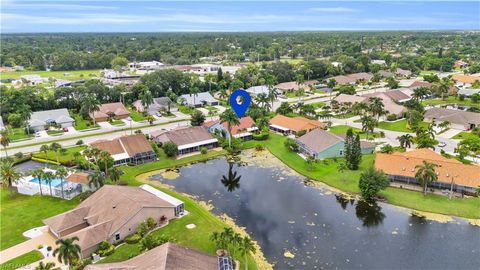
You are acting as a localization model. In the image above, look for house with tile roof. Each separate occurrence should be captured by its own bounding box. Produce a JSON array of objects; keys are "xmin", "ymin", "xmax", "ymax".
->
[
  {"xmin": 375, "ymin": 149, "xmax": 480, "ymax": 194},
  {"xmin": 424, "ymin": 107, "xmax": 480, "ymax": 130},
  {"xmin": 85, "ymin": 242, "xmax": 225, "ymax": 270},
  {"xmin": 269, "ymin": 115, "xmax": 325, "ymax": 136},
  {"xmin": 275, "ymin": 80, "xmax": 319, "ymax": 93},
  {"xmin": 90, "ymin": 102, "xmax": 130, "ymax": 122},
  {"xmin": 203, "ymin": 116, "xmax": 258, "ymax": 140},
  {"xmin": 296, "ymin": 129, "xmax": 375, "ymax": 159},
  {"xmin": 28, "ymin": 109, "xmax": 75, "ymax": 132},
  {"xmin": 452, "ymin": 74, "xmax": 480, "ymax": 88},
  {"xmin": 90, "ymin": 134, "xmax": 157, "ymax": 166},
  {"xmin": 334, "ymin": 93, "xmax": 407, "ymax": 118},
  {"xmin": 43, "ymin": 184, "xmax": 185, "ymax": 258},
  {"xmin": 151, "ymin": 126, "xmax": 218, "ymax": 155}
]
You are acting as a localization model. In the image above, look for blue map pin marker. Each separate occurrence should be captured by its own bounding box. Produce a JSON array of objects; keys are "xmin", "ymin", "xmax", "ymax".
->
[{"xmin": 229, "ymin": 89, "xmax": 251, "ymax": 118}]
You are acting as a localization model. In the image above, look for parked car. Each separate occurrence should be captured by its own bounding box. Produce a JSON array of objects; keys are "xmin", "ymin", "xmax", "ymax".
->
[
  {"xmin": 63, "ymin": 127, "xmax": 69, "ymax": 132},
  {"xmin": 438, "ymin": 142, "xmax": 446, "ymax": 148},
  {"xmin": 35, "ymin": 132, "xmax": 41, "ymax": 137}
]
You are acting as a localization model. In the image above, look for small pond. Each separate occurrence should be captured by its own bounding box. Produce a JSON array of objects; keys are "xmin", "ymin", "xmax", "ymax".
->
[{"xmin": 150, "ymin": 152, "xmax": 480, "ymax": 269}]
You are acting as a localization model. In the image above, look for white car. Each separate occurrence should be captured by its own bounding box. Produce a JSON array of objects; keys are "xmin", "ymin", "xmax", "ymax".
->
[
  {"xmin": 438, "ymin": 142, "xmax": 446, "ymax": 148},
  {"xmin": 35, "ymin": 132, "xmax": 41, "ymax": 137}
]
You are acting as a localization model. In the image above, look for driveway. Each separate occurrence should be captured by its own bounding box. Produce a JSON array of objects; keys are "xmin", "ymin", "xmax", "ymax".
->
[
  {"xmin": 436, "ymin": 128, "xmax": 462, "ymax": 139},
  {"xmin": 0, "ymin": 227, "xmax": 56, "ymax": 264}
]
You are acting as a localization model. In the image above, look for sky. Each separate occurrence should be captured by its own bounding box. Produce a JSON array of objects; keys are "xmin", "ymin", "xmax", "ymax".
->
[{"xmin": 1, "ymin": 1, "xmax": 479, "ymax": 33}]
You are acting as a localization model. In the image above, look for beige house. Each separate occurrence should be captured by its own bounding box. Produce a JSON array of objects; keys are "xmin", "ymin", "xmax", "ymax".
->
[
  {"xmin": 43, "ymin": 184, "xmax": 184, "ymax": 258},
  {"xmin": 90, "ymin": 102, "xmax": 130, "ymax": 122}
]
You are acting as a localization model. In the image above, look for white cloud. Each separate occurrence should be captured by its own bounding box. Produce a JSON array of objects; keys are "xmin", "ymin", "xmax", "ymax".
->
[{"xmin": 309, "ymin": 7, "xmax": 358, "ymax": 13}]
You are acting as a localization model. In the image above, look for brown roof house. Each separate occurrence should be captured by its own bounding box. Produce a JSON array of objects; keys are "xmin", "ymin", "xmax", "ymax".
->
[
  {"xmin": 151, "ymin": 126, "xmax": 218, "ymax": 155},
  {"xmin": 296, "ymin": 129, "xmax": 375, "ymax": 159},
  {"xmin": 90, "ymin": 134, "xmax": 157, "ymax": 166},
  {"xmin": 203, "ymin": 116, "xmax": 258, "ymax": 140},
  {"xmin": 452, "ymin": 74, "xmax": 480, "ymax": 87},
  {"xmin": 85, "ymin": 242, "xmax": 227, "ymax": 270},
  {"xmin": 424, "ymin": 107, "xmax": 480, "ymax": 131},
  {"xmin": 269, "ymin": 115, "xmax": 325, "ymax": 136},
  {"xmin": 335, "ymin": 93, "xmax": 407, "ymax": 118},
  {"xmin": 275, "ymin": 80, "xmax": 319, "ymax": 93},
  {"xmin": 331, "ymin": 73, "xmax": 373, "ymax": 85},
  {"xmin": 43, "ymin": 184, "xmax": 185, "ymax": 258},
  {"xmin": 90, "ymin": 102, "xmax": 130, "ymax": 122},
  {"xmin": 375, "ymin": 149, "xmax": 480, "ymax": 194}
]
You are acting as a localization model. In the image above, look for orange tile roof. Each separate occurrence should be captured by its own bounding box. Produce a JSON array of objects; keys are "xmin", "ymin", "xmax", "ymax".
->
[
  {"xmin": 375, "ymin": 149, "xmax": 480, "ymax": 188},
  {"xmin": 452, "ymin": 74, "xmax": 480, "ymax": 84},
  {"xmin": 221, "ymin": 116, "xmax": 256, "ymax": 135},
  {"xmin": 270, "ymin": 115, "xmax": 325, "ymax": 132}
]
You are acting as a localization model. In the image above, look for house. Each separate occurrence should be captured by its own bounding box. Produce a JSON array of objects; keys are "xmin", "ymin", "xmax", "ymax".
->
[
  {"xmin": 275, "ymin": 80, "xmax": 318, "ymax": 93},
  {"xmin": 363, "ymin": 88, "xmax": 413, "ymax": 103},
  {"xmin": 28, "ymin": 109, "xmax": 75, "ymax": 132},
  {"xmin": 203, "ymin": 116, "xmax": 258, "ymax": 140},
  {"xmin": 296, "ymin": 129, "xmax": 375, "ymax": 159},
  {"xmin": 395, "ymin": 68, "xmax": 412, "ymax": 78},
  {"xmin": 90, "ymin": 134, "xmax": 157, "ymax": 166},
  {"xmin": 334, "ymin": 93, "xmax": 407, "ymax": 118},
  {"xmin": 245, "ymin": 85, "xmax": 270, "ymax": 96},
  {"xmin": 90, "ymin": 102, "xmax": 130, "ymax": 122},
  {"xmin": 371, "ymin": 60, "xmax": 387, "ymax": 66},
  {"xmin": 452, "ymin": 74, "xmax": 480, "ymax": 88},
  {"xmin": 178, "ymin": 92, "xmax": 219, "ymax": 108},
  {"xmin": 457, "ymin": 88, "xmax": 480, "ymax": 97},
  {"xmin": 334, "ymin": 94, "xmax": 367, "ymax": 104},
  {"xmin": 378, "ymin": 70, "xmax": 394, "ymax": 78},
  {"xmin": 409, "ymin": 81, "xmax": 433, "ymax": 89},
  {"xmin": 424, "ymin": 107, "xmax": 480, "ymax": 130},
  {"xmin": 151, "ymin": 126, "xmax": 218, "ymax": 155},
  {"xmin": 269, "ymin": 115, "xmax": 325, "ymax": 136},
  {"xmin": 55, "ymin": 79, "xmax": 73, "ymax": 88},
  {"xmin": 330, "ymin": 73, "xmax": 373, "ymax": 85},
  {"xmin": 454, "ymin": 60, "xmax": 468, "ymax": 69},
  {"xmin": 85, "ymin": 242, "xmax": 226, "ymax": 270},
  {"xmin": 330, "ymin": 75, "xmax": 356, "ymax": 85},
  {"xmin": 20, "ymin": 75, "xmax": 48, "ymax": 86},
  {"xmin": 128, "ymin": 61, "xmax": 165, "ymax": 71},
  {"xmin": 132, "ymin": 97, "xmax": 178, "ymax": 115},
  {"xmin": 43, "ymin": 184, "xmax": 185, "ymax": 258},
  {"xmin": 375, "ymin": 149, "xmax": 480, "ymax": 194}
]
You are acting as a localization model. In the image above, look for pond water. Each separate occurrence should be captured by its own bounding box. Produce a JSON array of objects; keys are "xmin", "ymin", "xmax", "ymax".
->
[{"xmin": 150, "ymin": 154, "xmax": 480, "ymax": 269}]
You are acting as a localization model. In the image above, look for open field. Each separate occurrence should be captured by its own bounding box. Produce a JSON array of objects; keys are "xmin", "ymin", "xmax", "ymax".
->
[
  {"xmin": 0, "ymin": 69, "xmax": 101, "ymax": 81},
  {"xmin": 32, "ymin": 145, "xmax": 86, "ymax": 164}
]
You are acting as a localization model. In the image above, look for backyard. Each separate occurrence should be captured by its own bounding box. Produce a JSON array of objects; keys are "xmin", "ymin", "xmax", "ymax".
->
[
  {"xmin": 127, "ymin": 108, "xmax": 146, "ymax": 122},
  {"xmin": 32, "ymin": 145, "xmax": 86, "ymax": 165},
  {"xmin": 422, "ymin": 96, "xmax": 480, "ymax": 108},
  {"xmin": 6, "ymin": 127, "xmax": 33, "ymax": 141},
  {"xmin": 0, "ymin": 250, "xmax": 43, "ymax": 270},
  {"xmin": 329, "ymin": 125, "xmax": 380, "ymax": 139},
  {"xmin": 72, "ymin": 114, "xmax": 100, "ymax": 131},
  {"xmin": 377, "ymin": 119, "xmax": 429, "ymax": 133}
]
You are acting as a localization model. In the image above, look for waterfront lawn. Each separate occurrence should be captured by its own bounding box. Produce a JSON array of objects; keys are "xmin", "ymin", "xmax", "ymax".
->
[
  {"xmin": 453, "ymin": 131, "xmax": 479, "ymax": 140},
  {"xmin": 377, "ymin": 119, "xmax": 428, "ymax": 133},
  {"xmin": 73, "ymin": 114, "xmax": 100, "ymax": 131},
  {"xmin": 422, "ymin": 96, "xmax": 480, "ymax": 108},
  {"xmin": 32, "ymin": 145, "xmax": 86, "ymax": 164},
  {"xmin": 127, "ymin": 108, "xmax": 146, "ymax": 122},
  {"xmin": 329, "ymin": 125, "xmax": 379, "ymax": 139},
  {"xmin": 0, "ymin": 190, "xmax": 79, "ymax": 250},
  {"xmin": 0, "ymin": 250, "xmax": 43, "ymax": 270},
  {"xmin": 8, "ymin": 127, "xmax": 33, "ymax": 141}
]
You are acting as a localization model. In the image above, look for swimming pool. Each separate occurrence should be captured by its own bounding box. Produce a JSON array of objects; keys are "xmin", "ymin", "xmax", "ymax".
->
[{"xmin": 30, "ymin": 178, "xmax": 64, "ymax": 187}]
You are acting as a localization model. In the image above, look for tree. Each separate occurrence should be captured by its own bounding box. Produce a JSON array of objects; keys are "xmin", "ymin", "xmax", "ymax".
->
[
  {"xmin": 368, "ymin": 97, "xmax": 385, "ymax": 120},
  {"xmin": 415, "ymin": 161, "xmax": 438, "ymax": 195},
  {"xmin": 406, "ymin": 110, "xmax": 424, "ymax": 129},
  {"xmin": 327, "ymin": 78, "xmax": 336, "ymax": 89},
  {"xmin": 32, "ymin": 168, "xmax": 44, "ymax": 196},
  {"xmin": 43, "ymin": 171, "xmax": 55, "ymax": 196},
  {"xmin": 276, "ymin": 102, "xmax": 293, "ymax": 115},
  {"xmin": 412, "ymin": 87, "xmax": 430, "ymax": 101},
  {"xmin": 189, "ymin": 86, "xmax": 200, "ymax": 106},
  {"xmin": 0, "ymin": 130, "xmax": 10, "ymax": 157},
  {"xmin": 221, "ymin": 162, "xmax": 241, "ymax": 192},
  {"xmin": 89, "ymin": 170, "xmax": 105, "ymax": 189},
  {"xmin": 397, "ymin": 134, "xmax": 414, "ymax": 149},
  {"xmin": 81, "ymin": 94, "xmax": 101, "ymax": 125},
  {"xmin": 305, "ymin": 155, "xmax": 316, "ymax": 171},
  {"xmin": 55, "ymin": 167, "xmax": 69, "ymax": 199},
  {"xmin": 344, "ymin": 129, "xmax": 362, "ymax": 170},
  {"xmin": 110, "ymin": 56, "xmax": 128, "ymax": 71},
  {"xmin": 190, "ymin": 111, "xmax": 205, "ymax": 126},
  {"xmin": 109, "ymin": 167, "xmax": 121, "ymax": 183},
  {"xmin": 146, "ymin": 115, "xmax": 155, "ymax": 125},
  {"xmin": 220, "ymin": 108, "xmax": 240, "ymax": 148},
  {"xmin": 433, "ymin": 77, "xmax": 453, "ymax": 100},
  {"xmin": 256, "ymin": 93, "xmax": 270, "ymax": 112},
  {"xmin": 386, "ymin": 77, "xmax": 399, "ymax": 89},
  {"xmin": 358, "ymin": 167, "xmax": 390, "ymax": 201},
  {"xmin": 35, "ymin": 262, "xmax": 55, "ymax": 270},
  {"xmin": 284, "ymin": 138, "xmax": 299, "ymax": 152},
  {"xmin": 163, "ymin": 142, "xmax": 179, "ymax": 157},
  {"xmin": 53, "ymin": 236, "xmax": 81, "ymax": 267},
  {"xmin": 0, "ymin": 160, "xmax": 21, "ymax": 196},
  {"xmin": 139, "ymin": 89, "xmax": 154, "ymax": 113},
  {"xmin": 360, "ymin": 115, "xmax": 377, "ymax": 139},
  {"xmin": 265, "ymin": 74, "xmax": 278, "ymax": 111},
  {"xmin": 238, "ymin": 236, "xmax": 256, "ymax": 270},
  {"xmin": 50, "ymin": 142, "xmax": 62, "ymax": 163}
]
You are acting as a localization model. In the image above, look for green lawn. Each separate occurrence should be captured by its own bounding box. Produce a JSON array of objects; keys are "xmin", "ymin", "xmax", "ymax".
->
[
  {"xmin": 32, "ymin": 145, "xmax": 86, "ymax": 164},
  {"xmin": 329, "ymin": 125, "xmax": 379, "ymax": 139},
  {"xmin": 73, "ymin": 114, "xmax": 100, "ymax": 131},
  {"xmin": 0, "ymin": 69, "xmax": 101, "ymax": 81},
  {"xmin": 264, "ymin": 134, "xmax": 480, "ymax": 218},
  {"xmin": 46, "ymin": 130, "xmax": 64, "ymax": 136},
  {"xmin": 377, "ymin": 119, "xmax": 429, "ymax": 133},
  {"xmin": 178, "ymin": 105, "xmax": 196, "ymax": 115},
  {"xmin": 334, "ymin": 112, "xmax": 356, "ymax": 119},
  {"xmin": 422, "ymin": 96, "xmax": 480, "ymax": 108},
  {"xmin": 0, "ymin": 190, "xmax": 79, "ymax": 250},
  {"xmin": 453, "ymin": 131, "xmax": 479, "ymax": 140},
  {"xmin": 7, "ymin": 127, "xmax": 34, "ymax": 141},
  {"xmin": 109, "ymin": 120, "xmax": 126, "ymax": 126},
  {"xmin": 0, "ymin": 250, "xmax": 43, "ymax": 270},
  {"xmin": 310, "ymin": 102, "xmax": 326, "ymax": 109},
  {"xmin": 127, "ymin": 108, "xmax": 146, "ymax": 122}
]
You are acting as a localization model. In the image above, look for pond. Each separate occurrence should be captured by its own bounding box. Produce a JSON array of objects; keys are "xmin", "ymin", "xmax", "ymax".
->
[{"xmin": 149, "ymin": 151, "xmax": 480, "ymax": 269}]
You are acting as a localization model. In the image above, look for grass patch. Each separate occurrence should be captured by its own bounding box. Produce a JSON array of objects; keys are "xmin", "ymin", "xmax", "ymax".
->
[
  {"xmin": 127, "ymin": 108, "xmax": 146, "ymax": 122},
  {"xmin": 377, "ymin": 119, "xmax": 429, "ymax": 133},
  {"xmin": 334, "ymin": 112, "xmax": 356, "ymax": 119},
  {"xmin": 0, "ymin": 190, "xmax": 79, "ymax": 250},
  {"xmin": 32, "ymin": 145, "xmax": 86, "ymax": 164},
  {"xmin": 109, "ymin": 120, "xmax": 126, "ymax": 126},
  {"xmin": 0, "ymin": 69, "xmax": 100, "ymax": 81},
  {"xmin": 73, "ymin": 114, "xmax": 100, "ymax": 131},
  {"xmin": 46, "ymin": 130, "xmax": 64, "ymax": 136},
  {"xmin": 422, "ymin": 96, "xmax": 480, "ymax": 108},
  {"xmin": 178, "ymin": 105, "xmax": 195, "ymax": 115},
  {"xmin": 7, "ymin": 127, "xmax": 34, "ymax": 141},
  {"xmin": 311, "ymin": 102, "xmax": 326, "ymax": 109},
  {"xmin": 453, "ymin": 131, "xmax": 479, "ymax": 140},
  {"xmin": 329, "ymin": 125, "xmax": 379, "ymax": 139},
  {"xmin": 0, "ymin": 250, "xmax": 43, "ymax": 270}
]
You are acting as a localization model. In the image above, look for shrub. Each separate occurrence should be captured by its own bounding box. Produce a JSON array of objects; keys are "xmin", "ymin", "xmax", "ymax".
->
[
  {"xmin": 47, "ymin": 246, "xmax": 52, "ymax": 251},
  {"xmin": 150, "ymin": 142, "xmax": 160, "ymax": 156},
  {"xmin": 146, "ymin": 217, "xmax": 157, "ymax": 230},
  {"xmin": 284, "ymin": 138, "xmax": 299, "ymax": 152},
  {"xmin": 117, "ymin": 180, "xmax": 128, "ymax": 186},
  {"xmin": 163, "ymin": 142, "xmax": 179, "ymax": 157},
  {"xmin": 78, "ymin": 190, "xmax": 93, "ymax": 201},
  {"xmin": 37, "ymin": 244, "xmax": 43, "ymax": 249},
  {"xmin": 14, "ymin": 152, "xmax": 24, "ymax": 159},
  {"xmin": 200, "ymin": 147, "xmax": 208, "ymax": 154},
  {"xmin": 255, "ymin": 144, "xmax": 264, "ymax": 151},
  {"xmin": 386, "ymin": 114, "xmax": 397, "ymax": 121},
  {"xmin": 76, "ymin": 140, "xmax": 84, "ymax": 145},
  {"xmin": 137, "ymin": 221, "xmax": 150, "ymax": 237},
  {"xmin": 125, "ymin": 233, "xmax": 142, "ymax": 244},
  {"xmin": 134, "ymin": 129, "xmax": 143, "ymax": 134},
  {"xmin": 97, "ymin": 241, "xmax": 115, "ymax": 257},
  {"xmin": 252, "ymin": 132, "xmax": 269, "ymax": 141},
  {"xmin": 358, "ymin": 167, "xmax": 390, "ymax": 201},
  {"xmin": 296, "ymin": 130, "xmax": 307, "ymax": 137}
]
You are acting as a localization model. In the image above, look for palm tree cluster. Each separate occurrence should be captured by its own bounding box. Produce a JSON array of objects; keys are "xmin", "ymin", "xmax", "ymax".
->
[
  {"xmin": 210, "ymin": 227, "xmax": 256, "ymax": 270},
  {"xmin": 0, "ymin": 159, "xmax": 22, "ymax": 196},
  {"xmin": 83, "ymin": 147, "xmax": 120, "ymax": 188}
]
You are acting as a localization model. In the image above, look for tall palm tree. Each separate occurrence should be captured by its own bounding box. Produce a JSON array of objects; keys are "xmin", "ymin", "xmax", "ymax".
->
[
  {"xmin": 109, "ymin": 167, "xmax": 121, "ymax": 183},
  {"xmin": 55, "ymin": 167, "xmax": 69, "ymax": 199},
  {"xmin": 368, "ymin": 97, "xmax": 385, "ymax": 120},
  {"xmin": 397, "ymin": 134, "xmax": 414, "ymax": 149},
  {"xmin": 238, "ymin": 236, "xmax": 256, "ymax": 270},
  {"xmin": 218, "ymin": 88, "xmax": 228, "ymax": 100},
  {"xmin": 98, "ymin": 151, "xmax": 112, "ymax": 177},
  {"xmin": 412, "ymin": 87, "xmax": 430, "ymax": 101},
  {"xmin": 0, "ymin": 130, "xmax": 11, "ymax": 157},
  {"xmin": 256, "ymin": 93, "xmax": 270, "ymax": 112},
  {"xmin": 140, "ymin": 89, "xmax": 154, "ymax": 114},
  {"xmin": 0, "ymin": 160, "xmax": 21, "ymax": 196},
  {"xmin": 361, "ymin": 115, "xmax": 377, "ymax": 139},
  {"xmin": 43, "ymin": 171, "xmax": 55, "ymax": 196},
  {"xmin": 221, "ymin": 162, "xmax": 241, "ymax": 192},
  {"xmin": 89, "ymin": 170, "xmax": 105, "ymax": 189},
  {"xmin": 81, "ymin": 94, "xmax": 101, "ymax": 125},
  {"xmin": 50, "ymin": 142, "xmax": 62, "ymax": 163},
  {"xmin": 35, "ymin": 261, "xmax": 55, "ymax": 270},
  {"xmin": 40, "ymin": 144, "xmax": 50, "ymax": 163},
  {"xmin": 32, "ymin": 168, "xmax": 44, "ymax": 196},
  {"xmin": 415, "ymin": 161, "xmax": 438, "ymax": 195},
  {"xmin": 265, "ymin": 74, "xmax": 277, "ymax": 111},
  {"xmin": 53, "ymin": 236, "xmax": 81, "ymax": 267},
  {"xmin": 190, "ymin": 86, "xmax": 200, "ymax": 106},
  {"xmin": 220, "ymin": 108, "xmax": 240, "ymax": 148},
  {"xmin": 433, "ymin": 77, "xmax": 453, "ymax": 100}
]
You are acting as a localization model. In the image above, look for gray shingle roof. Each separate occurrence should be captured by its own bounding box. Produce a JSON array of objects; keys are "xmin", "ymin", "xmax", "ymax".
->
[
  {"xmin": 179, "ymin": 92, "xmax": 217, "ymax": 106},
  {"xmin": 29, "ymin": 109, "xmax": 74, "ymax": 127}
]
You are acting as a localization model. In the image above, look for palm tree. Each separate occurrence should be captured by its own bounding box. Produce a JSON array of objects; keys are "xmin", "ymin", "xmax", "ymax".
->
[
  {"xmin": 98, "ymin": 151, "xmax": 112, "ymax": 177},
  {"xmin": 0, "ymin": 160, "xmax": 21, "ymax": 196},
  {"xmin": 190, "ymin": 86, "xmax": 200, "ymax": 106},
  {"xmin": 40, "ymin": 144, "xmax": 50, "ymax": 162},
  {"xmin": 140, "ymin": 89, "xmax": 154, "ymax": 114},
  {"xmin": 35, "ymin": 261, "xmax": 55, "ymax": 270},
  {"xmin": 43, "ymin": 171, "xmax": 55, "ymax": 196},
  {"xmin": 221, "ymin": 162, "xmax": 241, "ymax": 192},
  {"xmin": 218, "ymin": 88, "xmax": 228, "ymax": 100},
  {"xmin": 256, "ymin": 93, "xmax": 270, "ymax": 111},
  {"xmin": 265, "ymin": 74, "xmax": 277, "ymax": 111},
  {"xmin": 50, "ymin": 142, "xmax": 62, "ymax": 163},
  {"xmin": 145, "ymin": 115, "xmax": 155, "ymax": 125},
  {"xmin": 72, "ymin": 151, "xmax": 82, "ymax": 165},
  {"xmin": 109, "ymin": 167, "xmax": 121, "ymax": 183},
  {"xmin": 433, "ymin": 77, "xmax": 453, "ymax": 100},
  {"xmin": 412, "ymin": 87, "xmax": 430, "ymax": 101},
  {"xmin": 361, "ymin": 115, "xmax": 377, "ymax": 139},
  {"xmin": 53, "ymin": 236, "xmax": 81, "ymax": 267},
  {"xmin": 81, "ymin": 94, "xmax": 101, "ymax": 125},
  {"xmin": 368, "ymin": 97, "xmax": 385, "ymax": 120},
  {"xmin": 32, "ymin": 168, "xmax": 45, "ymax": 196},
  {"xmin": 438, "ymin": 121, "xmax": 450, "ymax": 131},
  {"xmin": 397, "ymin": 134, "xmax": 414, "ymax": 149},
  {"xmin": 89, "ymin": 170, "xmax": 105, "ymax": 189},
  {"xmin": 0, "ymin": 130, "xmax": 11, "ymax": 157},
  {"xmin": 296, "ymin": 87, "xmax": 305, "ymax": 103},
  {"xmin": 83, "ymin": 148, "xmax": 92, "ymax": 170},
  {"xmin": 238, "ymin": 236, "xmax": 256, "ymax": 270},
  {"xmin": 55, "ymin": 167, "xmax": 69, "ymax": 199},
  {"xmin": 415, "ymin": 161, "xmax": 438, "ymax": 195},
  {"xmin": 220, "ymin": 108, "xmax": 240, "ymax": 148}
]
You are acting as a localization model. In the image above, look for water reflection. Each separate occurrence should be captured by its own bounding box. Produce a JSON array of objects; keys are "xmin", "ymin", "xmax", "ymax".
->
[
  {"xmin": 355, "ymin": 200, "xmax": 386, "ymax": 228},
  {"xmin": 334, "ymin": 194, "xmax": 354, "ymax": 210},
  {"xmin": 221, "ymin": 162, "xmax": 241, "ymax": 192}
]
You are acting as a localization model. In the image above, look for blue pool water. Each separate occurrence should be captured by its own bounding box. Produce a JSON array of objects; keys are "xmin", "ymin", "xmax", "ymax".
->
[{"xmin": 30, "ymin": 178, "xmax": 64, "ymax": 187}]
